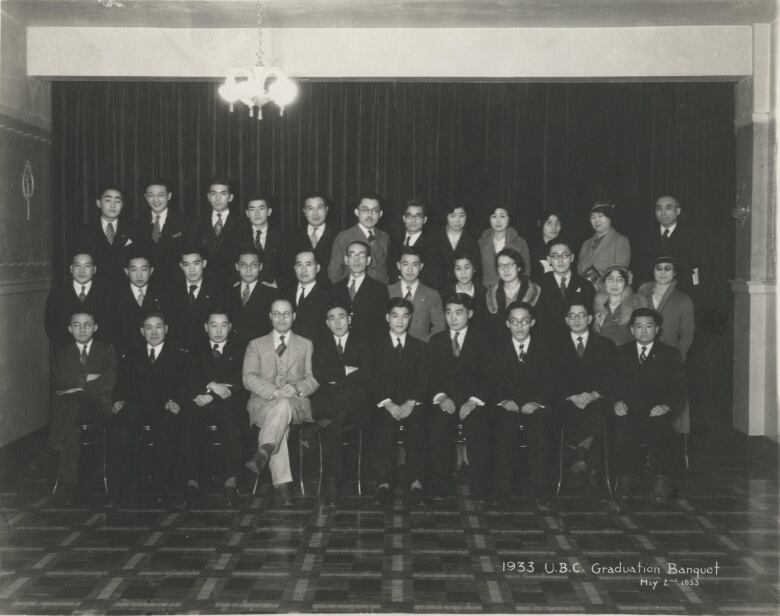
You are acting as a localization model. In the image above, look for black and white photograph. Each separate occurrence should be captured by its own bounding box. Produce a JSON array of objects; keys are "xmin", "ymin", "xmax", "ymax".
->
[{"xmin": 0, "ymin": 0, "xmax": 777, "ymax": 614}]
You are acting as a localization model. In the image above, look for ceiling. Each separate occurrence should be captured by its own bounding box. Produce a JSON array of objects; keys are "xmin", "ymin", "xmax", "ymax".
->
[{"xmin": 5, "ymin": 0, "xmax": 777, "ymax": 28}]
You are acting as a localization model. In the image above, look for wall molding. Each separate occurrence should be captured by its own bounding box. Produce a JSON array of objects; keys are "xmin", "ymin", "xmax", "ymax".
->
[
  {"xmin": 0, "ymin": 277, "xmax": 51, "ymax": 296},
  {"xmin": 730, "ymin": 279, "xmax": 777, "ymax": 294}
]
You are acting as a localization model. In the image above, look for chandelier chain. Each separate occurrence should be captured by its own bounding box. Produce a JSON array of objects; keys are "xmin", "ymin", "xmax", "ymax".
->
[{"xmin": 256, "ymin": 3, "xmax": 264, "ymax": 67}]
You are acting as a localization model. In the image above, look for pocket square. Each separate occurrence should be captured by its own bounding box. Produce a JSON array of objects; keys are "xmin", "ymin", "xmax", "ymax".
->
[{"xmin": 172, "ymin": 231, "xmax": 182, "ymax": 238}]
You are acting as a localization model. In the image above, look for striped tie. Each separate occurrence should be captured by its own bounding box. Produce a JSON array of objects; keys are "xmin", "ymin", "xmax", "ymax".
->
[
  {"xmin": 152, "ymin": 215, "xmax": 162, "ymax": 243},
  {"xmin": 214, "ymin": 212, "xmax": 223, "ymax": 236},
  {"xmin": 78, "ymin": 285, "xmax": 86, "ymax": 303},
  {"xmin": 276, "ymin": 335, "xmax": 286, "ymax": 357},
  {"xmin": 105, "ymin": 222, "xmax": 115, "ymax": 245},
  {"xmin": 241, "ymin": 284, "xmax": 250, "ymax": 306}
]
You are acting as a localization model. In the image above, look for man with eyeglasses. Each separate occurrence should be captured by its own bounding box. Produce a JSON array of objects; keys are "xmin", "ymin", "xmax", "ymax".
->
[
  {"xmin": 227, "ymin": 248, "xmax": 277, "ymax": 356},
  {"xmin": 388, "ymin": 200, "xmax": 434, "ymax": 285},
  {"xmin": 238, "ymin": 193, "xmax": 284, "ymax": 288},
  {"xmin": 553, "ymin": 301, "xmax": 615, "ymax": 499},
  {"xmin": 537, "ymin": 239, "xmax": 594, "ymax": 344},
  {"xmin": 243, "ymin": 299, "xmax": 319, "ymax": 506},
  {"xmin": 328, "ymin": 192, "xmax": 391, "ymax": 284},
  {"xmin": 612, "ymin": 308, "xmax": 685, "ymax": 504},
  {"xmin": 283, "ymin": 192, "xmax": 336, "ymax": 287},
  {"xmin": 490, "ymin": 301, "xmax": 553, "ymax": 508}
]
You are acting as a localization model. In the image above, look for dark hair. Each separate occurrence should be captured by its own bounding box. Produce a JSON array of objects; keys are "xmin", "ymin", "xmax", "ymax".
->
[
  {"xmin": 403, "ymin": 199, "xmax": 427, "ymax": 217},
  {"xmin": 444, "ymin": 203, "xmax": 467, "ymax": 215},
  {"xmin": 179, "ymin": 245, "xmax": 208, "ymax": 262},
  {"xmin": 69, "ymin": 309, "xmax": 97, "ymax": 323},
  {"xmin": 207, "ymin": 176, "xmax": 232, "ymax": 191},
  {"xmin": 446, "ymin": 250, "xmax": 480, "ymax": 288},
  {"xmin": 144, "ymin": 177, "xmax": 171, "ymax": 193},
  {"xmin": 270, "ymin": 298, "xmax": 295, "ymax": 314},
  {"xmin": 346, "ymin": 239, "xmax": 371, "ymax": 257},
  {"xmin": 444, "ymin": 292, "xmax": 474, "ymax": 312},
  {"xmin": 70, "ymin": 250, "xmax": 95, "ymax": 263},
  {"xmin": 142, "ymin": 310, "xmax": 167, "ymax": 325},
  {"xmin": 630, "ymin": 307, "xmax": 663, "ymax": 327},
  {"xmin": 356, "ymin": 191, "xmax": 383, "ymax": 208},
  {"xmin": 536, "ymin": 209, "xmax": 562, "ymax": 228},
  {"xmin": 97, "ymin": 184, "xmax": 123, "ymax": 199},
  {"xmin": 325, "ymin": 300, "xmax": 351, "ymax": 316},
  {"xmin": 398, "ymin": 245, "xmax": 424, "ymax": 263},
  {"xmin": 302, "ymin": 192, "xmax": 330, "ymax": 208},
  {"xmin": 566, "ymin": 298, "xmax": 593, "ymax": 316},
  {"xmin": 235, "ymin": 247, "xmax": 263, "ymax": 262},
  {"xmin": 495, "ymin": 247, "xmax": 525, "ymax": 273},
  {"xmin": 246, "ymin": 193, "xmax": 273, "ymax": 208},
  {"xmin": 507, "ymin": 300, "xmax": 537, "ymax": 321},
  {"xmin": 386, "ymin": 296, "xmax": 414, "ymax": 315},
  {"xmin": 487, "ymin": 204, "xmax": 511, "ymax": 219},
  {"xmin": 205, "ymin": 308, "xmax": 231, "ymax": 323},
  {"xmin": 293, "ymin": 249, "xmax": 318, "ymax": 264},
  {"xmin": 125, "ymin": 248, "xmax": 154, "ymax": 268},
  {"xmin": 546, "ymin": 237, "xmax": 575, "ymax": 255}
]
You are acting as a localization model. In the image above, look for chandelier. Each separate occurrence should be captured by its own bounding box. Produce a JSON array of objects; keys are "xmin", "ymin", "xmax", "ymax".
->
[{"xmin": 218, "ymin": 3, "xmax": 298, "ymax": 120}]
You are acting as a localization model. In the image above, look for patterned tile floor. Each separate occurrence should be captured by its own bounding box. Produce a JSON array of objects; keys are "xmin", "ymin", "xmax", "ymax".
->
[{"xmin": 0, "ymin": 431, "xmax": 777, "ymax": 614}]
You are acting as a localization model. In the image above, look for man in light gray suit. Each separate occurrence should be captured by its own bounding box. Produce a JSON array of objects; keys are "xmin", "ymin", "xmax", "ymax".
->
[
  {"xmin": 388, "ymin": 246, "xmax": 445, "ymax": 342},
  {"xmin": 243, "ymin": 298, "xmax": 319, "ymax": 505}
]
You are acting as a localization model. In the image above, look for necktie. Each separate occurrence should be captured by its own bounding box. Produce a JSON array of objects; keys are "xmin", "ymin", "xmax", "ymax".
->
[
  {"xmin": 405, "ymin": 235, "xmax": 411, "ymax": 247},
  {"xmin": 576, "ymin": 336, "xmax": 585, "ymax": 358},
  {"xmin": 241, "ymin": 284, "xmax": 250, "ymax": 306},
  {"xmin": 78, "ymin": 285, "xmax": 86, "ymax": 303},
  {"xmin": 560, "ymin": 276, "xmax": 567, "ymax": 297},
  {"xmin": 136, "ymin": 288, "xmax": 145, "ymax": 307},
  {"xmin": 452, "ymin": 332, "xmax": 461, "ymax": 357},
  {"xmin": 336, "ymin": 337, "xmax": 344, "ymax": 360},
  {"xmin": 348, "ymin": 278, "xmax": 357, "ymax": 300},
  {"xmin": 661, "ymin": 228, "xmax": 670, "ymax": 249},
  {"xmin": 152, "ymin": 215, "xmax": 162, "ymax": 243},
  {"xmin": 276, "ymin": 335, "xmax": 286, "ymax": 357},
  {"xmin": 79, "ymin": 345, "xmax": 88, "ymax": 366},
  {"xmin": 254, "ymin": 229, "xmax": 262, "ymax": 249},
  {"xmin": 662, "ymin": 228, "xmax": 670, "ymax": 239},
  {"xmin": 395, "ymin": 337, "xmax": 403, "ymax": 356},
  {"xmin": 404, "ymin": 285, "xmax": 413, "ymax": 301},
  {"xmin": 639, "ymin": 346, "xmax": 647, "ymax": 364},
  {"xmin": 212, "ymin": 343, "xmax": 221, "ymax": 358},
  {"xmin": 214, "ymin": 212, "xmax": 223, "ymax": 236},
  {"xmin": 310, "ymin": 228, "xmax": 319, "ymax": 248},
  {"xmin": 189, "ymin": 284, "xmax": 198, "ymax": 304},
  {"xmin": 149, "ymin": 347, "xmax": 156, "ymax": 363},
  {"xmin": 297, "ymin": 286, "xmax": 305, "ymax": 307},
  {"xmin": 367, "ymin": 230, "xmax": 376, "ymax": 243},
  {"xmin": 106, "ymin": 222, "xmax": 115, "ymax": 245},
  {"xmin": 517, "ymin": 343, "xmax": 525, "ymax": 363}
]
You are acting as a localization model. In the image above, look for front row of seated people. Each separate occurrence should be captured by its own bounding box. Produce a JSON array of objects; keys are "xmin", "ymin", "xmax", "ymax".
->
[{"xmin": 51, "ymin": 280, "xmax": 685, "ymax": 510}]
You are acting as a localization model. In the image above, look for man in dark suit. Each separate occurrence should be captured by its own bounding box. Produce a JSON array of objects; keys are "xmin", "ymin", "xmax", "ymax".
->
[
  {"xmin": 428, "ymin": 293, "xmax": 491, "ymax": 500},
  {"xmin": 182, "ymin": 310, "xmax": 247, "ymax": 508},
  {"xmin": 79, "ymin": 184, "xmax": 135, "ymax": 288},
  {"xmin": 311, "ymin": 301, "xmax": 372, "ymax": 507},
  {"xmin": 227, "ymin": 248, "xmax": 277, "ymax": 356},
  {"xmin": 613, "ymin": 308, "xmax": 686, "ymax": 504},
  {"xmin": 111, "ymin": 250, "xmax": 167, "ymax": 358},
  {"xmin": 388, "ymin": 246, "xmax": 445, "ymax": 342},
  {"xmin": 553, "ymin": 300, "xmax": 615, "ymax": 498},
  {"xmin": 45, "ymin": 251, "xmax": 112, "ymax": 349},
  {"xmin": 166, "ymin": 247, "xmax": 223, "ymax": 352},
  {"xmin": 328, "ymin": 192, "xmax": 391, "ymax": 284},
  {"xmin": 281, "ymin": 250, "xmax": 332, "ymax": 343},
  {"xmin": 537, "ymin": 239, "xmax": 595, "ymax": 344},
  {"xmin": 333, "ymin": 240, "xmax": 389, "ymax": 341},
  {"xmin": 282, "ymin": 192, "xmax": 336, "ymax": 287},
  {"xmin": 370, "ymin": 298, "xmax": 429, "ymax": 507},
  {"xmin": 491, "ymin": 301, "xmax": 554, "ymax": 507},
  {"xmin": 236, "ymin": 193, "xmax": 284, "ymax": 287},
  {"xmin": 388, "ymin": 200, "xmax": 434, "ymax": 285},
  {"xmin": 110, "ymin": 311, "xmax": 186, "ymax": 506},
  {"xmin": 49, "ymin": 310, "xmax": 117, "ymax": 505},
  {"xmin": 134, "ymin": 178, "xmax": 186, "ymax": 286},
  {"xmin": 187, "ymin": 177, "xmax": 242, "ymax": 287}
]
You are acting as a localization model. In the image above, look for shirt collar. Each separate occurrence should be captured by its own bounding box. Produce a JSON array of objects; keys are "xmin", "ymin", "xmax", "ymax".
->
[
  {"xmin": 77, "ymin": 340, "xmax": 92, "ymax": 355},
  {"xmin": 451, "ymin": 326, "xmax": 468, "ymax": 341},
  {"xmin": 335, "ymin": 332, "xmax": 349, "ymax": 347},
  {"xmin": 513, "ymin": 336, "xmax": 531, "ymax": 354},
  {"xmin": 273, "ymin": 330, "xmax": 290, "ymax": 348},
  {"xmin": 405, "ymin": 230, "xmax": 422, "ymax": 243},
  {"xmin": 636, "ymin": 341, "xmax": 654, "ymax": 355},
  {"xmin": 401, "ymin": 280, "xmax": 419, "ymax": 297},
  {"xmin": 147, "ymin": 342, "xmax": 164, "ymax": 355},
  {"xmin": 242, "ymin": 280, "xmax": 257, "ymax": 294},
  {"xmin": 307, "ymin": 224, "xmax": 323, "ymax": 237},
  {"xmin": 73, "ymin": 280, "xmax": 92, "ymax": 295},
  {"xmin": 211, "ymin": 209, "xmax": 229, "ymax": 223},
  {"xmin": 660, "ymin": 222, "xmax": 677, "ymax": 235},
  {"xmin": 100, "ymin": 217, "xmax": 118, "ymax": 233},
  {"xmin": 252, "ymin": 222, "xmax": 268, "ymax": 232},
  {"xmin": 151, "ymin": 208, "xmax": 168, "ymax": 226},
  {"xmin": 554, "ymin": 272, "xmax": 571, "ymax": 285},
  {"xmin": 571, "ymin": 330, "xmax": 589, "ymax": 346},
  {"xmin": 187, "ymin": 280, "xmax": 202, "ymax": 294},
  {"xmin": 132, "ymin": 283, "xmax": 148, "ymax": 295},
  {"xmin": 210, "ymin": 340, "xmax": 226, "ymax": 353},
  {"xmin": 391, "ymin": 332, "xmax": 407, "ymax": 347},
  {"xmin": 358, "ymin": 223, "xmax": 374, "ymax": 238}
]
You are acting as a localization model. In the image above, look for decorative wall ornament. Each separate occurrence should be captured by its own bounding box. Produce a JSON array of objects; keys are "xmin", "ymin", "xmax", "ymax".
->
[
  {"xmin": 22, "ymin": 160, "xmax": 34, "ymax": 222},
  {"xmin": 96, "ymin": 0, "xmax": 126, "ymax": 7}
]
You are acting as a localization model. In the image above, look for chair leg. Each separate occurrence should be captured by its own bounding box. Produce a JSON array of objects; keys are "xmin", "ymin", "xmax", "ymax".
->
[
  {"xmin": 682, "ymin": 434, "xmax": 690, "ymax": 470},
  {"xmin": 298, "ymin": 433, "xmax": 306, "ymax": 496},
  {"xmin": 555, "ymin": 429, "xmax": 565, "ymax": 496},
  {"xmin": 316, "ymin": 431, "xmax": 324, "ymax": 496},
  {"xmin": 52, "ymin": 474, "xmax": 60, "ymax": 497},
  {"xmin": 602, "ymin": 430, "xmax": 612, "ymax": 498},
  {"xmin": 356, "ymin": 430, "xmax": 363, "ymax": 497},
  {"xmin": 252, "ymin": 475, "xmax": 260, "ymax": 496},
  {"xmin": 101, "ymin": 427, "xmax": 109, "ymax": 496}
]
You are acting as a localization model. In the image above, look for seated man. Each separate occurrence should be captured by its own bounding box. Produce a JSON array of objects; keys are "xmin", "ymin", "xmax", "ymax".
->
[
  {"xmin": 370, "ymin": 298, "xmax": 429, "ymax": 507},
  {"xmin": 110, "ymin": 311, "xmax": 186, "ymax": 506},
  {"xmin": 312, "ymin": 301, "xmax": 372, "ymax": 508},
  {"xmin": 388, "ymin": 246, "xmax": 445, "ymax": 342},
  {"xmin": 227, "ymin": 247, "xmax": 277, "ymax": 356},
  {"xmin": 49, "ymin": 310, "xmax": 117, "ymax": 505},
  {"xmin": 243, "ymin": 299, "xmax": 319, "ymax": 506},
  {"xmin": 491, "ymin": 301, "xmax": 553, "ymax": 507},
  {"xmin": 183, "ymin": 309, "xmax": 247, "ymax": 508},
  {"xmin": 613, "ymin": 308, "xmax": 686, "ymax": 504},
  {"xmin": 428, "ymin": 293, "xmax": 491, "ymax": 500},
  {"xmin": 552, "ymin": 300, "xmax": 615, "ymax": 498}
]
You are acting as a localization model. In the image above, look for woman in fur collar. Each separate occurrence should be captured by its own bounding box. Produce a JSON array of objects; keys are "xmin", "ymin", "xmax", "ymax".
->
[
  {"xmin": 485, "ymin": 247, "xmax": 540, "ymax": 341},
  {"xmin": 577, "ymin": 201, "xmax": 631, "ymax": 284},
  {"xmin": 478, "ymin": 206, "xmax": 531, "ymax": 288},
  {"xmin": 593, "ymin": 265, "xmax": 647, "ymax": 346}
]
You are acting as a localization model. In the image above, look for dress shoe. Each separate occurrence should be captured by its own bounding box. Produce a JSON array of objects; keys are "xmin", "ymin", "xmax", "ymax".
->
[
  {"xmin": 184, "ymin": 484, "xmax": 200, "ymax": 508},
  {"xmin": 535, "ymin": 495, "xmax": 551, "ymax": 509},
  {"xmin": 245, "ymin": 446, "xmax": 270, "ymax": 475},
  {"xmin": 375, "ymin": 485, "xmax": 392, "ymax": 507},
  {"xmin": 652, "ymin": 474, "xmax": 672, "ymax": 504},
  {"xmin": 223, "ymin": 486, "xmax": 239, "ymax": 508},
  {"xmin": 410, "ymin": 485, "xmax": 426, "ymax": 506},
  {"xmin": 274, "ymin": 483, "xmax": 293, "ymax": 507},
  {"xmin": 617, "ymin": 474, "xmax": 633, "ymax": 502},
  {"xmin": 60, "ymin": 482, "xmax": 77, "ymax": 507}
]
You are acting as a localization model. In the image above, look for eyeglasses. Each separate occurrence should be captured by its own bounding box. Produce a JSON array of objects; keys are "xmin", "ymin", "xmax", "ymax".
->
[
  {"xmin": 549, "ymin": 252, "xmax": 572, "ymax": 260},
  {"xmin": 237, "ymin": 262, "xmax": 260, "ymax": 269},
  {"xmin": 655, "ymin": 265, "xmax": 674, "ymax": 272},
  {"xmin": 271, "ymin": 311, "xmax": 293, "ymax": 318},
  {"xmin": 358, "ymin": 207, "xmax": 381, "ymax": 214},
  {"xmin": 497, "ymin": 263, "xmax": 518, "ymax": 271},
  {"xmin": 566, "ymin": 313, "xmax": 589, "ymax": 320},
  {"xmin": 508, "ymin": 318, "xmax": 532, "ymax": 327}
]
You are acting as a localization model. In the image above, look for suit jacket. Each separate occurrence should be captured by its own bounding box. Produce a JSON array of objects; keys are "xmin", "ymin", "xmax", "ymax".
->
[
  {"xmin": 536, "ymin": 271, "xmax": 595, "ymax": 343},
  {"xmin": 186, "ymin": 337, "xmax": 245, "ymax": 401},
  {"xmin": 370, "ymin": 333, "xmax": 429, "ymax": 406},
  {"xmin": 388, "ymin": 232, "xmax": 436, "ymax": 286},
  {"xmin": 187, "ymin": 209, "xmax": 242, "ymax": 286},
  {"xmin": 491, "ymin": 335, "xmax": 554, "ymax": 408},
  {"xmin": 634, "ymin": 219, "xmax": 703, "ymax": 296},
  {"xmin": 478, "ymin": 227, "xmax": 532, "ymax": 288},
  {"xmin": 165, "ymin": 278, "xmax": 224, "ymax": 352},
  {"xmin": 553, "ymin": 331, "xmax": 615, "ymax": 405},
  {"xmin": 226, "ymin": 281, "xmax": 276, "ymax": 354},
  {"xmin": 282, "ymin": 281, "xmax": 332, "ymax": 344},
  {"xmin": 312, "ymin": 332, "xmax": 372, "ymax": 423},
  {"xmin": 236, "ymin": 222, "xmax": 284, "ymax": 286},
  {"xmin": 51, "ymin": 339, "xmax": 117, "ymax": 415},
  {"xmin": 282, "ymin": 224, "xmax": 337, "ymax": 287},
  {"xmin": 388, "ymin": 280, "xmax": 445, "ymax": 342},
  {"xmin": 428, "ymin": 327, "xmax": 490, "ymax": 406},
  {"xmin": 613, "ymin": 340, "xmax": 686, "ymax": 415},
  {"xmin": 333, "ymin": 275, "xmax": 389, "ymax": 341},
  {"xmin": 45, "ymin": 280, "xmax": 112, "ymax": 349},
  {"xmin": 577, "ymin": 228, "xmax": 631, "ymax": 281},
  {"xmin": 134, "ymin": 208, "xmax": 186, "ymax": 286},
  {"xmin": 79, "ymin": 218, "xmax": 136, "ymax": 289},
  {"xmin": 427, "ymin": 227, "xmax": 481, "ymax": 293},
  {"xmin": 328, "ymin": 224, "xmax": 391, "ymax": 284},
  {"xmin": 637, "ymin": 280, "xmax": 695, "ymax": 360},
  {"xmin": 242, "ymin": 331, "xmax": 319, "ymax": 424},
  {"xmin": 111, "ymin": 282, "xmax": 168, "ymax": 357},
  {"xmin": 115, "ymin": 343, "xmax": 187, "ymax": 413}
]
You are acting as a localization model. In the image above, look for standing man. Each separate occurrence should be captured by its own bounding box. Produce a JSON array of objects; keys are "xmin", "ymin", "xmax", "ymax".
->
[
  {"xmin": 238, "ymin": 193, "xmax": 284, "ymax": 287},
  {"xmin": 388, "ymin": 200, "xmax": 434, "ymax": 285},
  {"xmin": 243, "ymin": 299, "xmax": 319, "ymax": 506},
  {"xmin": 281, "ymin": 250, "xmax": 332, "ymax": 344},
  {"xmin": 388, "ymin": 246, "xmax": 445, "ymax": 342},
  {"xmin": 328, "ymin": 192, "xmax": 391, "ymax": 284},
  {"xmin": 612, "ymin": 308, "xmax": 686, "ymax": 504},
  {"xmin": 227, "ymin": 248, "xmax": 277, "ymax": 356},
  {"xmin": 135, "ymin": 178, "xmax": 186, "ymax": 286},
  {"xmin": 283, "ymin": 192, "xmax": 336, "ymax": 287}
]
